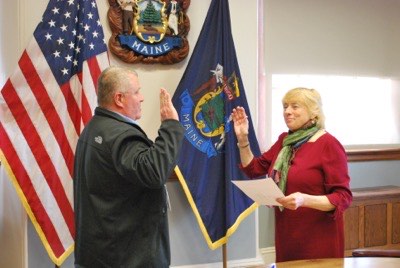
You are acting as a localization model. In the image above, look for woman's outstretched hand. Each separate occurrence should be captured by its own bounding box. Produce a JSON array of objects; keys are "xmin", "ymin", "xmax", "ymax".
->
[{"xmin": 231, "ymin": 106, "xmax": 249, "ymax": 140}]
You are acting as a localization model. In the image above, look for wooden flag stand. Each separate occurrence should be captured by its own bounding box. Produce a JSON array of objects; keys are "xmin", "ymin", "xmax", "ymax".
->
[{"xmin": 223, "ymin": 244, "xmax": 227, "ymax": 268}]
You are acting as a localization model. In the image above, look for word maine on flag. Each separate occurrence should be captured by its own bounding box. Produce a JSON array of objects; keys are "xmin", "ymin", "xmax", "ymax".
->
[
  {"xmin": 0, "ymin": 0, "xmax": 109, "ymax": 265},
  {"xmin": 172, "ymin": 0, "xmax": 261, "ymax": 249}
]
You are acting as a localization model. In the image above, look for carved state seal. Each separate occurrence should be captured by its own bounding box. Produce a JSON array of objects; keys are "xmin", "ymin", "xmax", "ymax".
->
[{"xmin": 107, "ymin": 0, "xmax": 190, "ymax": 64}]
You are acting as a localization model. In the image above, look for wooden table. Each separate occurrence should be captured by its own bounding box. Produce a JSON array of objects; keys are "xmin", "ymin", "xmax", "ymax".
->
[{"xmin": 272, "ymin": 257, "xmax": 400, "ymax": 268}]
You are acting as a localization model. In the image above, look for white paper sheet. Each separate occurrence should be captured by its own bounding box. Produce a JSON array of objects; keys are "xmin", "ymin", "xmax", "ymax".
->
[{"xmin": 232, "ymin": 178, "xmax": 285, "ymax": 206}]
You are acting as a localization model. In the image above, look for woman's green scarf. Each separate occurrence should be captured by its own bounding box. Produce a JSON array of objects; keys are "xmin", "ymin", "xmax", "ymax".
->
[{"xmin": 273, "ymin": 125, "xmax": 320, "ymax": 195}]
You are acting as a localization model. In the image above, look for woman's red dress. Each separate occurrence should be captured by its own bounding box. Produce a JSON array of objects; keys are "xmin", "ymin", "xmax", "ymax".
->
[{"xmin": 241, "ymin": 132, "xmax": 353, "ymax": 262}]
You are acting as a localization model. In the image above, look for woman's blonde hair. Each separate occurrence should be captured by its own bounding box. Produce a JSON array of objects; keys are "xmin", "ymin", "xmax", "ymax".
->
[{"xmin": 282, "ymin": 87, "xmax": 325, "ymax": 128}]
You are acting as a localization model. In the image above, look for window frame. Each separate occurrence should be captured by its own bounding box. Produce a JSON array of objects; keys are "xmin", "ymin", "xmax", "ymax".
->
[{"xmin": 346, "ymin": 147, "xmax": 400, "ymax": 162}]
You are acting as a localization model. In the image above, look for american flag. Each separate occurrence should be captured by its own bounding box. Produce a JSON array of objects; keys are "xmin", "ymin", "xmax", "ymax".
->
[{"xmin": 0, "ymin": 0, "xmax": 109, "ymax": 265}]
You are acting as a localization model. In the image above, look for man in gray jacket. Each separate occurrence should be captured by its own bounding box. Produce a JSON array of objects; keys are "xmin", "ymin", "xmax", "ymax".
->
[{"xmin": 73, "ymin": 66, "xmax": 184, "ymax": 267}]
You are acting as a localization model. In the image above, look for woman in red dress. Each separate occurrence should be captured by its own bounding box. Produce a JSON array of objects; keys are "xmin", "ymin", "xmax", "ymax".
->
[{"xmin": 231, "ymin": 87, "xmax": 352, "ymax": 262}]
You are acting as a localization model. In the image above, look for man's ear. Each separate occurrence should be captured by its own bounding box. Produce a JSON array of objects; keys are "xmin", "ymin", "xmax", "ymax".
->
[{"xmin": 114, "ymin": 92, "xmax": 124, "ymax": 108}]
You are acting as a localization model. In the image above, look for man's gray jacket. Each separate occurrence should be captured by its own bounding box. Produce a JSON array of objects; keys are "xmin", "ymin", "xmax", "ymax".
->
[{"xmin": 74, "ymin": 107, "xmax": 184, "ymax": 267}]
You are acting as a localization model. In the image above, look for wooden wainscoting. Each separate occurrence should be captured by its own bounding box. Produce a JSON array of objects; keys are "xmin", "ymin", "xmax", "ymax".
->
[{"xmin": 344, "ymin": 185, "xmax": 400, "ymax": 256}]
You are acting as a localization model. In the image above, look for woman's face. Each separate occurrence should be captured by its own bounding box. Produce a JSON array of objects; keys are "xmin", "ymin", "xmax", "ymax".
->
[{"xmin": 283, "ymin": 101, "xmax": 312, "ymax": 131}]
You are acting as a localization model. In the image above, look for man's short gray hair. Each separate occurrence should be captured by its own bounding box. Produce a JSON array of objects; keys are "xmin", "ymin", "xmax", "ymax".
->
[{"xmin": 97, "ymin": 66, "xmax": 138, "ymax": 107}]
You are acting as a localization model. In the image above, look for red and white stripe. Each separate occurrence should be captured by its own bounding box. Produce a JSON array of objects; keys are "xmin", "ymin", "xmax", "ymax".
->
[{"xmin": 0, "ymin": 36, "xmax": 109, "ymax": 264}]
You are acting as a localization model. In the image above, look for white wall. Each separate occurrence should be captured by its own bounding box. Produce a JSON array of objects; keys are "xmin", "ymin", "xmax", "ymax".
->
[
  {"xmin": 264, "ymin": 0, "xmax": 400, "ymax": 76},
  {"xmin": 0, "ymin": 1, "xmax": 27, "ymax": 268}
]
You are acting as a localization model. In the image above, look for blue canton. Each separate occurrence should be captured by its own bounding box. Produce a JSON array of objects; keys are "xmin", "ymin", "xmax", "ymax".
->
[{"xmin": 33, "ymin": 0, "xmax": 107, "ymax": 86}]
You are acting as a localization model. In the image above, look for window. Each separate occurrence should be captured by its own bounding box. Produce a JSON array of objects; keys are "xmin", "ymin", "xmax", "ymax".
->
[
  {"xmin": 271, "ymin": 74, "xmax": 400, "ymax": 149},
  {"xmin": 260, "ymin": 0, "xmax": 400, "ymax": 161}
]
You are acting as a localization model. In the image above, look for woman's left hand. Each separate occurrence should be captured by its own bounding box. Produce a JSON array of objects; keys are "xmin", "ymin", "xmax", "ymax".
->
[
  {"xmin": 277, "ymin": 192, "xmax": 336, "ymax": 211},
  {"xmin": 277, "ymin": 192, "xmax": 305, "ymax": 210}
]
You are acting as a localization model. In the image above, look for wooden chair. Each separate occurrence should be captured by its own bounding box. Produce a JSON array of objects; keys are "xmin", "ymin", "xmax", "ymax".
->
[{"xmin": 352, "ymin": 249, "xmax": 400, "ymax": 258}]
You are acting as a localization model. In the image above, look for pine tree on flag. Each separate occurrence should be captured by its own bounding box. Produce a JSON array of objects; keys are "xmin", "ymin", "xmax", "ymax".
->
[
  {"xmin": 0, "ymin": 0, "xmax": 109, "ymax": 265},
  {"xmin": 172, "ymin": 0, "xmax": 261, "ymax": 249}
]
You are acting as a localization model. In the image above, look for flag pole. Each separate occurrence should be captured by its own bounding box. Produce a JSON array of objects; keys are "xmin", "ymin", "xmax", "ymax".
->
[{"xmin": 223, "ymin": 244, "xmax": 227, "ymax": 268}]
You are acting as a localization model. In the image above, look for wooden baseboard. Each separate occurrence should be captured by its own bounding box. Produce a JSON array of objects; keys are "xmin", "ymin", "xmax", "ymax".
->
[
  {"xmin": 170, "ymin": 255, "xmax": 265, "ymax": 268},
  {"xmin": 260, "ymin": 247, "xmax": 276, "ymax": 266}
]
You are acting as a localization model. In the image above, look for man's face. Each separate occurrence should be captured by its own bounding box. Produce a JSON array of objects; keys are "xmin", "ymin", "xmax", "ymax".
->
[{"xmin": 121, "ymin": 74, "xmax": 144, "ymax": 120}]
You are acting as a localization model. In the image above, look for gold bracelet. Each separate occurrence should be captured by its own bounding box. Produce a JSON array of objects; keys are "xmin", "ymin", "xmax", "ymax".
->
[{"xmin": 237, "ymin": 142, "xmax": 250, "ymax": 149}]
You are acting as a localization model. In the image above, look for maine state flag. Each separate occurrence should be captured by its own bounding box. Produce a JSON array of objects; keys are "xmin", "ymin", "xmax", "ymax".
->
[{"xmin": 172, "ymin": 0, "xmax": 261, "ymax": 249}]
